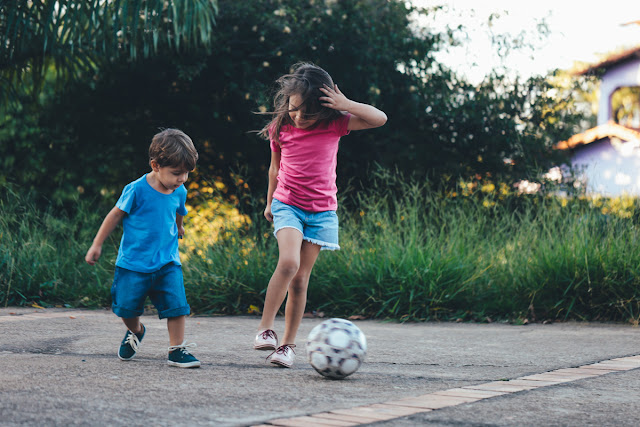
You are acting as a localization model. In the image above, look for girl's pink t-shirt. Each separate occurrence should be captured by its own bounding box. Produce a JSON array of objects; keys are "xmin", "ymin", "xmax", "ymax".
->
[{"xmin": 270, "ymin": 114, "xmax": 351, "ymax": 212}]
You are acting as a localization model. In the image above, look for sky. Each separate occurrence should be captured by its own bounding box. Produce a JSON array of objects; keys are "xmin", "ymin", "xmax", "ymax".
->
[{"xmin": 411, "ymin": 0, "xmax": 640, "ymax": 83}]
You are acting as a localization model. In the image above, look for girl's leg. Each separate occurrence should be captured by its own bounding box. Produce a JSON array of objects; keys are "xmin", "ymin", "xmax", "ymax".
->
[
  {"xmin": 167, "ymin": 315, "xmax": 186, "ymax": 346},
  {"xmin": 122, "ymin": 317, "xmax": 143, "ymax": 334},
  {"xmin": 280, "ymin": 240, "xmax": 321, "ymax": 345},
  {"xmin": 258, "ymin": 228, "xmax": 304, "ymax": 331}
]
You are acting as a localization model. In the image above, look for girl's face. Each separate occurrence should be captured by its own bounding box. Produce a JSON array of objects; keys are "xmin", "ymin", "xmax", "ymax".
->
[{"xmin": 288, "ymin": 93, "xmax": 317, "ymax": 129}]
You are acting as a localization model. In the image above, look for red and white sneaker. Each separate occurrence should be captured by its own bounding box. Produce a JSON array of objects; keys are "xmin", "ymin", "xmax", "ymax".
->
[
  {"xmin": 268, "ymin": 344, "xmax": 296, "ymax": 368},
  {"xmin": 254, "ymin": 329, "xmax": 277, "ymax": 350}
]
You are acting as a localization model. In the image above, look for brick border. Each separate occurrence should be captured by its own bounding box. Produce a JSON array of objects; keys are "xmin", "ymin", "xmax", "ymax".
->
[{"xmin": 257, "ymin": 355, "xmax": 640, "ymax": 427}]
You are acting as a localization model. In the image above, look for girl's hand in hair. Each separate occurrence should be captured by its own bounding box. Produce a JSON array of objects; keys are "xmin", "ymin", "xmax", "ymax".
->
[{"xmin": 319, "ymin": 84, "xmax": 353, "ymax": 111}]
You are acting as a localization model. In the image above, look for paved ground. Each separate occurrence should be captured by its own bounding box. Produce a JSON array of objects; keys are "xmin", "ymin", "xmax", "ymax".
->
[{"xmin": 1, "ymin": 307, "xmax": 640, "ymax": 426}]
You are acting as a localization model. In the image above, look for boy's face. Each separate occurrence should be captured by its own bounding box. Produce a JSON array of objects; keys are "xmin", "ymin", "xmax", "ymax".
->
[{"xmin": 153, "ymin": 162, "xmax": 190, "ymax": 191}]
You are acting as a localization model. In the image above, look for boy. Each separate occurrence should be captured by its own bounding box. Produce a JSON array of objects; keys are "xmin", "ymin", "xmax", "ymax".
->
[{"xmin": 85, "ymin": 128, "xmax": 200, "ymax": 368}]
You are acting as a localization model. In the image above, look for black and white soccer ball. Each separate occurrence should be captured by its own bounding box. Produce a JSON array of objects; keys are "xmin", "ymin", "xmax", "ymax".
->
[{"xmin": 306, "ymin": 318, "xmax": 367, "ymax": 379}]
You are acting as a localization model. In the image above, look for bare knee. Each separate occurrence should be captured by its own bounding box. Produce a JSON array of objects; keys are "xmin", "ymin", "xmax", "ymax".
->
[
  {"xmin": 289, "ymin": 275, "xmax": 309, "ymax": 296},
  {"xmin": 276, "ymin": 258, "xmax": 299, "ymax": 278}
]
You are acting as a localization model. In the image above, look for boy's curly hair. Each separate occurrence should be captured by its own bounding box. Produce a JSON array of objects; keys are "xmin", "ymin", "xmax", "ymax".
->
[{"xmin": 149, "ymin": 128, "xmax": 199, "ymax": 171}]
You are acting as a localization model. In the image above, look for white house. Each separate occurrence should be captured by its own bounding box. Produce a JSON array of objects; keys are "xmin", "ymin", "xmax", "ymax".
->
[{"xmin": 558, "ymin": 45, "xmax": 640, "ymax": 196}]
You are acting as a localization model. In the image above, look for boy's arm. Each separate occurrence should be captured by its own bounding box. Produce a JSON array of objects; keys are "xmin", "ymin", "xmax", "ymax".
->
[
  {"xmin": 176, "ymin": 214, "xmax": 185, "ymax": 239},
  {"xmin": 319, "ymin": 84, "xmax": 387, "ymax": 131},
  {"xmin": 85, "ymin": 207, "xmax": 126, "ymax": 265},
  {"xmin": 264, "ymin": 150, "xmax": 281, "ymax": 223}
]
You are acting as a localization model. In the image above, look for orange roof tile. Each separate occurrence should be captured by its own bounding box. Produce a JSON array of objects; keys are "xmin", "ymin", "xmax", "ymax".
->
[{"xmin": 556, "ymin": 122, "xmax": 640, "ymax": 150}]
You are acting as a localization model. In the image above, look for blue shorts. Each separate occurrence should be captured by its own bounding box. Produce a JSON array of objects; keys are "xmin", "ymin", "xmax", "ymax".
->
[
  {"xmin": 271, "ymin": 198, "xmax": 340, "ymax": 251},
  {"xmin": 111, "ymin": 263, "xmax": 190, "ymax": 319}
]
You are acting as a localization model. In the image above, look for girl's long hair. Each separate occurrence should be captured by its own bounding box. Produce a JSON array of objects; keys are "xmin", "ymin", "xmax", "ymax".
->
[{"xmin": 258, "ymin": 62, "xmax": 343, "ymax": 145}]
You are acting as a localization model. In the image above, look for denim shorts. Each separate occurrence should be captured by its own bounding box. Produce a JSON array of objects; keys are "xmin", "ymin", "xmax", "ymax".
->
[
  {"xmin": 111, "ymin": 263, "xmax": 191, "ymax": 319},
  {"xmin": 271, "ymin": 198, "xmax": 340, "ymax": 250}
]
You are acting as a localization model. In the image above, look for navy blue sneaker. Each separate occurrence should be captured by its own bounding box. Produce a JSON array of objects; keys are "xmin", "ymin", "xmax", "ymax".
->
[
  {"xmin": 167, "ymin": 342, "xmax": 201, "ymax": 368},
  {"xmin": 118, "ymin": 324, "xmax": 146, "ymax": 361}
]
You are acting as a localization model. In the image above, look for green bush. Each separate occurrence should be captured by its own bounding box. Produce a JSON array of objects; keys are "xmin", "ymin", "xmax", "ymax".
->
[{"xmin": 4, "ymin": 171, "xmax": 639, "ymax": 324}]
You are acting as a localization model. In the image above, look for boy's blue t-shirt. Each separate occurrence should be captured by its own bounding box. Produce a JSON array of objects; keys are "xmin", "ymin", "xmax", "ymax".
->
[{"xmin": 115, "ymin": 174, "xmax": 188, "ymax": 273}]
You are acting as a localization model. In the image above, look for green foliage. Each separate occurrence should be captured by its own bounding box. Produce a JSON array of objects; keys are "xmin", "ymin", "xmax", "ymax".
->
[
  {"xmin": 0, "ymin": 185, "xmax": 114, "ymax": 307},
  {"xmin": 3, "ymin": 172, "xmax": 640, "ymax": 323},
  {"xmin": 0, "ymin": 0, "xmax": 218, "ymax": 105},
  {"xmin": 0, "ymin": 1, "xmax": 615, "ymax": 324},
  {"xmin": 1, "ymin": 0, "xmax": 590, "ymax": 207},
  {"xmin": 0, "ymin": 102, "xmax": 45, "ymax": 191},
  {"xmin": 612, "ymin": 86, "xmax": 640, "ymax": 127}
]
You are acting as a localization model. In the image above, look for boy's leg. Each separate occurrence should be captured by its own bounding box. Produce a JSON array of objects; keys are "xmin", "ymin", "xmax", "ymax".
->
[
  {"xmin": 112, "ymin": 267, "xmax": 150, "ymax": 361},
  {"xmin": 122, "ymin": 317, "xmax": 144, "ymax": 335},
  {"xmin": 166, "ymin": 315, "xmax": 200, "ymax": 368},
  {"xmin": 149, "ymin": 265, "xmax": 199, "ymax": 368},
  {"xmin": 118, "ymin": 317, "xmax": 146, "ymax": 361},
  {"xmin": 167, "ymin": 315, "xmax": 185, "ymax": 346},
  {"xmin": 258, "ymin": 228, "xmax": 304, "ymax": 331}
]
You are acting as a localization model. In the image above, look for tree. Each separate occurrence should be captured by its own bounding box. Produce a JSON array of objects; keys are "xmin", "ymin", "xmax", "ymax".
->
[
  {"xmin": 0, "ymin": 0, "xmax": 218, "ymax": 106},
  {"xmin": 0, "ymin": 0, "xmax": 217, "ymax": 200},
  {"xmin": 2, "ymin": 0, "xmax": 590, "ymax": 205}
]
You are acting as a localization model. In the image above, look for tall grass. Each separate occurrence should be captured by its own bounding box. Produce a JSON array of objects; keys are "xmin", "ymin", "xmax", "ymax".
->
[
  {"xmin": 3, "ymin": 171, "xmax": 640, "ymax": 323},
  {"xmin": 0, "ymin": 186, "xmax": 114, "ymax": 307}
]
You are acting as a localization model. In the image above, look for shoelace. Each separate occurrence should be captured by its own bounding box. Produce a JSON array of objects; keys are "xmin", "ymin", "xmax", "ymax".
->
[
  {"xmin": 168, "ymin": 341, "xmax": 197, "ymax": 354},
  {"xmin": 258, "ymin": 329, "xmax": 277, "ymax": 341},
  {"xmin": 124, "ymin": 331, "xmax": 141, "ymax": 352},
  {"xmin": 267, "ymin": 344, "xmax": 296, "ymax": 360}
]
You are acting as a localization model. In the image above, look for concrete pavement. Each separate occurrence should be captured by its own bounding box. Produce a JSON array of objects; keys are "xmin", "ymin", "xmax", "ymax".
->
[{"xmin": 1, "ymin": 307, "xmax": 639, "ymax": 426}]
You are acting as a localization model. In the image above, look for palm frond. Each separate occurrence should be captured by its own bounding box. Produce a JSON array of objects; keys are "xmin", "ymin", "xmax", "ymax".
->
[{"xmin": 0, "ymin": 0, "xmax": 218, "ymax": 108}]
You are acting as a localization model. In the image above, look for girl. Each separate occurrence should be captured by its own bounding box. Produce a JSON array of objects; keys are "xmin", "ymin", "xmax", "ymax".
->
[{"xmin": 254, "ymin": 63, "xmax": 387, "ymax": 367}]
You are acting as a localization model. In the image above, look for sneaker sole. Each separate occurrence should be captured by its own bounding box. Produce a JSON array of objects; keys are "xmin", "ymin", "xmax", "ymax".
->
[
  {"xmin": 118, "ymin": 354, "xmax": 136, "ymax": 361},
  {"xmin": 254, "ymin": 343, "xmax": 276, "ymax": 350},
  {"xmin": 168, "ymin": 361, "xmax": 201, "ymax": 368},
  {"xmin": 270, "ymin": 359, "xmax": 292, "ymax": 368}
]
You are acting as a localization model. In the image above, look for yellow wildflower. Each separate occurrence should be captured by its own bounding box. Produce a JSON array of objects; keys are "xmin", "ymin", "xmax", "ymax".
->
[{"xmin": 480, "ymin": 183, "xmax": 495, "ymax": 193}]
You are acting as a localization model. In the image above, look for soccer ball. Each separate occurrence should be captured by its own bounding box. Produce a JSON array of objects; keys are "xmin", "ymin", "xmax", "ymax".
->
[{"xmin": 306, "ymin": 318, "xmax": 367, "ymax": 379}]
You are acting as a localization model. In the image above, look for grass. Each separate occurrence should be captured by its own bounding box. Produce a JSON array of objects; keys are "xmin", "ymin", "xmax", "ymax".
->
[
  {"xmin": 2, "ymin": 169, "xmax": 640, "ymax": 323},
  {"xmin": 0, "ymin": 186, "xmax": 114, "ymax": 308}
]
